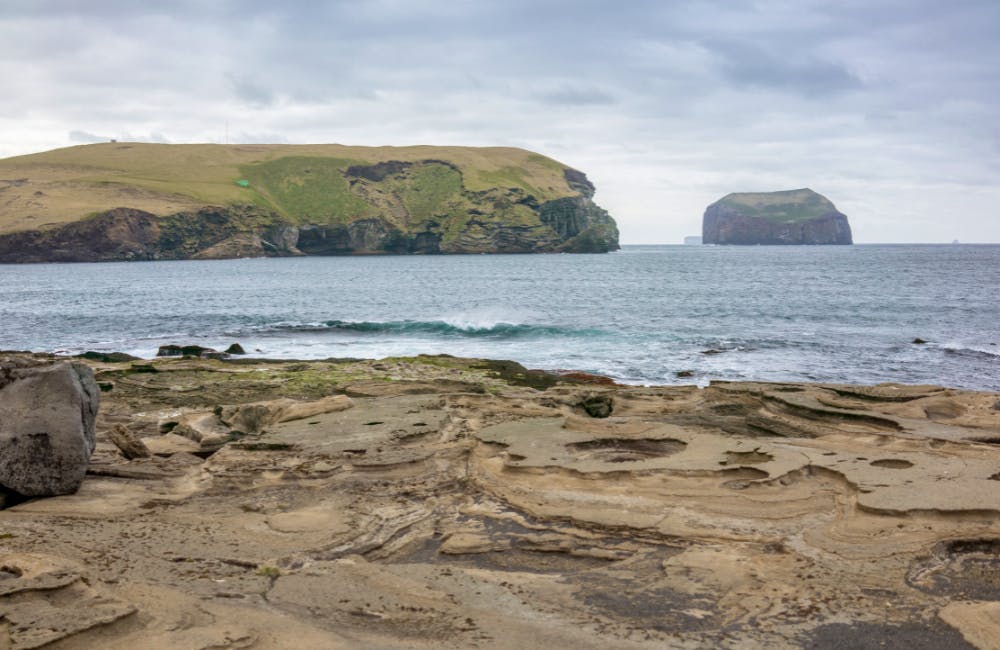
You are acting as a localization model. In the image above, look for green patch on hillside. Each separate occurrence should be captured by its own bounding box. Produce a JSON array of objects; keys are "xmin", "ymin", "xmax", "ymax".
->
[
  {"xmin": 474, "ymin": 166, "xmax": 543, "ymax": 198},
  {"xmin": 383, "ymin": 162, "xmax": 466, "ymax": 224},
  {"xmin": 718, "ymin": 188, "xmax": 836, "ymax": 223},
  {"xmin": 240, "ymin": 157, "xmax": 377, "ymax": 224}
]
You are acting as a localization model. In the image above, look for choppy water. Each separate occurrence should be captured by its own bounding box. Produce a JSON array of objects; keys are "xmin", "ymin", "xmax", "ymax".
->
[{"xmin": 1, "ymin": 245, "xmax": 998, "ymax": 390}]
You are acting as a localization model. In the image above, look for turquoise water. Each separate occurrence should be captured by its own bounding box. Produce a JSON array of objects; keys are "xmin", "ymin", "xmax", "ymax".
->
[{"xmin": 1, "ymin": 245, "xmax": 998, "ymax": 390}]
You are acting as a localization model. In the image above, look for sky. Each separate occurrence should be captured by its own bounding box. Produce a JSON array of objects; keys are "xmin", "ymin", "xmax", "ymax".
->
[{"xmin": 1, "ymin": 0, "xmax": 998, "ymax": 243}]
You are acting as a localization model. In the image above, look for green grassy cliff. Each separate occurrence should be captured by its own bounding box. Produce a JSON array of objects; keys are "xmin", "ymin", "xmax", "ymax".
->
[
  {"xmin": 715, "ymin": 189, "xmax": 836, "ymax": 224},
  {"xmin": 0, "ymin": 143, "xmax": 619, "ymax": 261}
]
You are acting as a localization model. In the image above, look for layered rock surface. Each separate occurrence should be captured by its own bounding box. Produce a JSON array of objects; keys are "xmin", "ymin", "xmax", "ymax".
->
[
  {"xmin": 0, "ymin": 144, "xmax": 619, "ymax": 261},
  {"xmin": 1, "ymin": 352, "xmax": 998, "ymax": 648},
  {"xmin": 703, "ymin": 188, "xmax": 853, "ymax": 245}
]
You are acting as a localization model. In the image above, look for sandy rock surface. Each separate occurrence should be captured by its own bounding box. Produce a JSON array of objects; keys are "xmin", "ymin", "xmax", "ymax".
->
[{"xmin": 1, "ymin": 353, "xmax": 999, "ymax": 649}]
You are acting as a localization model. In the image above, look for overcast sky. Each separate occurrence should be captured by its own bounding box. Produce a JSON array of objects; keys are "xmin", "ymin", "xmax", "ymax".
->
[{"xmin": 2, "ymin": 0, "xmax": 998, "ymax": 243}]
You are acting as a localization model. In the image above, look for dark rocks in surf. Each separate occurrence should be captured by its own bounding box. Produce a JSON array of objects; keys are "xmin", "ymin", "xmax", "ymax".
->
[
  {"xmin": 75, "ymin": 351, "xmax": 140, "ymax": 363},
  {"xmin": 157, "ymin": 344, "xmax": 227, "ymax": 359}
]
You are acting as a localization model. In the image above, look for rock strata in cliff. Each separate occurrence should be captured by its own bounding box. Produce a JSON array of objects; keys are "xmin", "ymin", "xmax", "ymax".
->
[
  {"xmin": 703, "ymin": 188, "xmax": 852, "ymax": 245},
  {"xmin": 0, "ymin": 144, "xmax": 619, "ymax": 261}
]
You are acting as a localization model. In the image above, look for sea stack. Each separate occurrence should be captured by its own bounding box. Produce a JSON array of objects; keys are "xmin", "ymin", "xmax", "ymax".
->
[{"xmin": 702, "ymin": 188, "xmax": 852, "ymax": 245}]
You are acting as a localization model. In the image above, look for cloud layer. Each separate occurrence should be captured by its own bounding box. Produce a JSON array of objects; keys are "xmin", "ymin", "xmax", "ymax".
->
[{"xmin": 2, "ymin": 0, "xmax": 998, "ymax": 242}]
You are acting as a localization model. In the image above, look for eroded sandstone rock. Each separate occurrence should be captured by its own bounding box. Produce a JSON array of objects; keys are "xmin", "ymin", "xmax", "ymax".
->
[
  {"xmin": 217, "ymin": 395, "xmax": 354, "ymax": 434},
  {"xmin": 2, "ymin": 354, "xmax": 999, "ymax": 648}
]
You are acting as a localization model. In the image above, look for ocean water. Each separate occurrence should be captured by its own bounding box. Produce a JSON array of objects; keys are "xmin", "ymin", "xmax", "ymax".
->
[{"xmin": 1, "ymin": 245, "xmax": 998, "ymax": 390}]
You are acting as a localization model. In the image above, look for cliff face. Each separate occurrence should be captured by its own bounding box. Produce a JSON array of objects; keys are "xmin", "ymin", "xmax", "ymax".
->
[
  {"xmin": 0, "ymin": 144, "xmax": 619, "ymax": 262},
  {"xmin": 702, "ymin": 189, "xmax": 852, "ymax": 245}
]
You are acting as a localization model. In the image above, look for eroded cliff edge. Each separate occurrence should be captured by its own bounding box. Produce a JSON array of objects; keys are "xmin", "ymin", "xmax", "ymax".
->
[
  {"xmin": 703, "ymin": 188, "xmax": 852, "ymax": 245},
  {"xmin": 0, "ymin": 144, "xmax": 619, "ymax": 262}
]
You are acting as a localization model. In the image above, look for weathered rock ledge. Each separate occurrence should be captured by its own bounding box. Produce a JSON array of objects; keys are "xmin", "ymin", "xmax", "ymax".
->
[{"xmin": 1, "ymin": 352, "xmax": 998, "ymax": 648}]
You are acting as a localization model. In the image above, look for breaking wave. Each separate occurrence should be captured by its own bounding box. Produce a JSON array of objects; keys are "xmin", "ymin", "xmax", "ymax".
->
[{"xmin": 939, "ymin": 343, "xmax": 1000, "ymax": 359}]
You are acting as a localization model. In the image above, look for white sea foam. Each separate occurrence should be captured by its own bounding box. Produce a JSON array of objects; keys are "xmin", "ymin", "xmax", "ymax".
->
[{"xmin": 439, "ymin": 306, "xmax": 537, "ymax": 331}]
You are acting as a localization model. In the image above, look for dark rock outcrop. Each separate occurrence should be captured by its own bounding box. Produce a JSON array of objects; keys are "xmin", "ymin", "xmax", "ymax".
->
[
  {"xmin": 539, "ymin": 196, "xmax": 619, "ymax": 253},
  {"xmin": 0, "ymin": 357, "xmax": 99, "ymax": 496},
  {"xmin": 703, "ymin": 188, "xmax": 852, "ymax": 245},
  {"xmin": 157, "ymin": 344, "xmax": 226, "ymax": 359}
]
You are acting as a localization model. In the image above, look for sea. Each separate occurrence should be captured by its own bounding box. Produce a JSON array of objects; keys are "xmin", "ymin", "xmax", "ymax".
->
[{"xmin": 2, "ymin": 244, "xmax": 998, "ymax": 391}]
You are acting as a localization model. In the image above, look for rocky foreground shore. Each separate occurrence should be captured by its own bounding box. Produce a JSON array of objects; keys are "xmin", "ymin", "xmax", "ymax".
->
[{"xmin": 1, "ymin": 352, "xmax": 999, "ymax": 649}]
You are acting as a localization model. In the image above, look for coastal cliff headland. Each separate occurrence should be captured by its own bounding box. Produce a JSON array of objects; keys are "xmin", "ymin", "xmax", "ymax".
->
[
  {"xmin": 1, "ymin": 351, "xmax": 998, "ymax": 648},
  {"xmin": 703, "ymin": 188, "xmax": 853, "ymax": 245},
  {"xmin": 0, "ymin": 143, "xmax": 619, "ymax": 262}
]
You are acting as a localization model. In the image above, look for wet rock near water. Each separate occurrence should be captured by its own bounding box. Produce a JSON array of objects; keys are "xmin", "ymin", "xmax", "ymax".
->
[{"xmin": 156, "ymin": 344, "xmax": 227, "ymax": 359}]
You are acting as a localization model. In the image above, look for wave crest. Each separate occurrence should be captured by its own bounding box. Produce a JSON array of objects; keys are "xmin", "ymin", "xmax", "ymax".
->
[{"xmin": 940, "ymin": 343, "xmax": 1000, "ymax": 359}]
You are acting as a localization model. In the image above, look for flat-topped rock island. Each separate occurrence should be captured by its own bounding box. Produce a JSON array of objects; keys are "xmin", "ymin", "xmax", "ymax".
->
[{"xmin": 703, "ymin": 188, "xmax": 853, "ymax": 245}]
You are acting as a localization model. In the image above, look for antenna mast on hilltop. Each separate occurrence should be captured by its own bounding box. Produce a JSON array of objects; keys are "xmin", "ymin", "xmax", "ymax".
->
[{"xmin": 225, "ymin": 121, "xmax": 229, "ymax": 145}]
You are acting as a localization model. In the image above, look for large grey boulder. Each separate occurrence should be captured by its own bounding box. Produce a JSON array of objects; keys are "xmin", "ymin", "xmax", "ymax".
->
[{"xmin": 0, "ymin": 357, "xmax": 99, "ymax": 496}]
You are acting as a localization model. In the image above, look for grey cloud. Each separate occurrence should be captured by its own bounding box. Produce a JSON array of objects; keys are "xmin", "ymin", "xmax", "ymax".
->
[
  {"xmin": 68, "ymin": 130, "xmax": 170, "ymax": 144},
  {"xmin": 117, "ymin": 133, "xmax": 172, "ymax": 144},
  {"xmin": 535, "ymin": 87, "xmax": 616, "ymax": 106},
  {"xmin": 229, "ymin": 75, "xmax": 277, "ymax": 108},
  {"xmin": 702, "ymin": 38, "xmax": 861, "ymax": 96},
  {"xmin": 68, "ymin": 130, "xmax": 109, "ymax": 143}
]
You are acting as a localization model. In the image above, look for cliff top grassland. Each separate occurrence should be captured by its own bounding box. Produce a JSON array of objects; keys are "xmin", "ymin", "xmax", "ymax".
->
[
  {"xmin": 717, "ymin": 188, "xmax": 836, "ymax": 223},
  {"xmin": 0, "ymin": 143, "xmax": 579, "ymax": 235}
]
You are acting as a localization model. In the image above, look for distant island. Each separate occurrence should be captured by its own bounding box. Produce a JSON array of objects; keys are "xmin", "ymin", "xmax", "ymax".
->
[
  {"xmin": 683, "ymin": 235, "xmax": 702, "ymax": 245},
  {"xmin": 702, "ymin": 188, "xmax": 852, "ymax": 245},
  {"xmin": 0, "ymin": 143, "xmax": 619, "ymax": 262}
]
